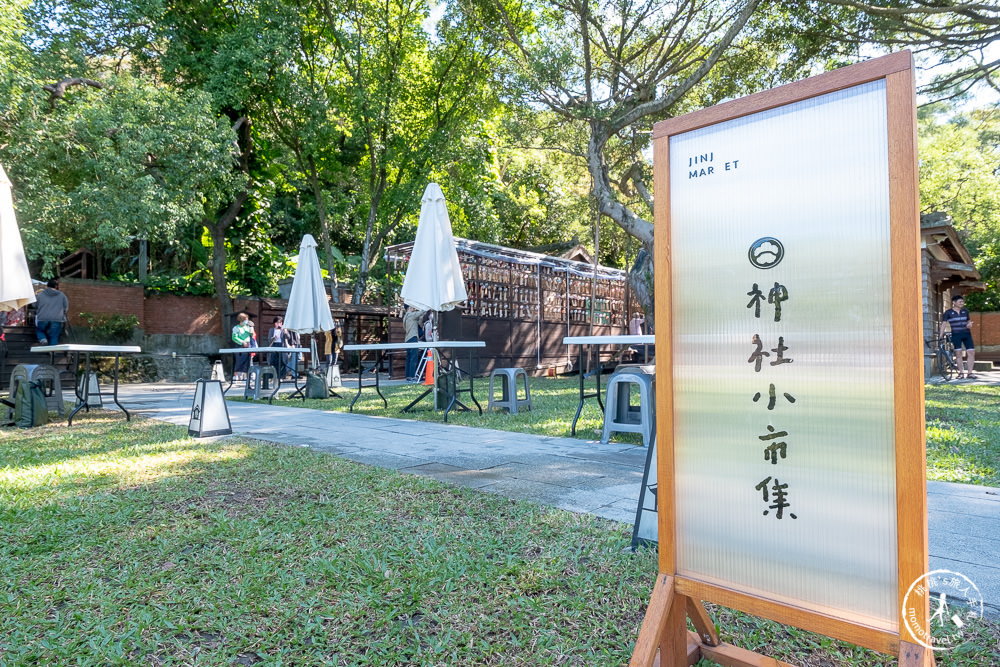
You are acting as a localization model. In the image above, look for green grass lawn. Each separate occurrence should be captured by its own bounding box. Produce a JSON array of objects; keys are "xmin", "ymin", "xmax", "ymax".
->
[
  {"xmin": 258, "ymin": 375, "xmax": 643, "ymax": 444},
  {"xmin": 2, "ymin": 412, "xmax": 996, "ymax": 666},
  {"xmin": 925, "ymin": 384, "xmax": 1000, "ymax": 487}
]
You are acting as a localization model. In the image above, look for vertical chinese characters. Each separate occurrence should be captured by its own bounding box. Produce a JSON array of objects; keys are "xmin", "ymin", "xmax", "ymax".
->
[{"xmin": 746, "ymin": 237, "xmax": 797, "ymax": 519}]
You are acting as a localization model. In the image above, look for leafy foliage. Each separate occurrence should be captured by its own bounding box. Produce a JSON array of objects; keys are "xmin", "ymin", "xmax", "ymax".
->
[
  {"xmin": 1, "ymin": 73, "xmax": 242, "ymax": 274},
  {"xmin": 78, "ymin": 311, "xmax": 139, "ymax": 342},
  {"xmin": 3, "ymin": 0, "xmax": 999, "ymax": 315},
  {"xmin": 919, "ymin": 104, "xmax": 1000, "ymax": 310}
]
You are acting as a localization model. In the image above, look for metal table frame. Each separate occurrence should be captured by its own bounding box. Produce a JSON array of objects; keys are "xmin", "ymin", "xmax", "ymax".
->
[
  {"xmin": 342, "ymin": 341, "xmax": 485, "ymax": 422},
  {"xmin": 32, "ymin": 344, "xmax": 142, "ymax": 425},
  {"xmin": 562, "ymin": 335, "xmax": 655, "ymax": 436},
  {"xmin": 218, "ymin": 346, "xmax": 309, "ymax": 403}
]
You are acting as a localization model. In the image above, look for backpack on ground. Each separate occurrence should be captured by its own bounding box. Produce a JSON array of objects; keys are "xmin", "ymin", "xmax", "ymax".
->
[
  {"xmin": 304, "ymin": 372, "xmax": 328, "ymax": 399},
  {"xmin": 13, "ymin": 380, "xmax": 50, "ymax": 428}
]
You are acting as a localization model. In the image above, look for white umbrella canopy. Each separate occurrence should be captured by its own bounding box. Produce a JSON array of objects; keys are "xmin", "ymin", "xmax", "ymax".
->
[
  {"xmin": 0, "ymin": 164, "xmax": 36, "ymax": 312},
  {"xmin": 284, "ymin": 234, "xmax": 335, "ymax": 334},
  {"xmin": 400, "ymin": 183, "xmax": 467, "ymax": 313}
]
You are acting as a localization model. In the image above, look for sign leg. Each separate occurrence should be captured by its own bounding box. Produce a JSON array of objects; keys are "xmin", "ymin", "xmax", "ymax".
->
[
  {"xmin": 898, "ymin": 641, "xmax": 934, "ymax": 667},
  {"xmin": 630, "ymin": 575, "xmax": 688, "ymax": 667}
]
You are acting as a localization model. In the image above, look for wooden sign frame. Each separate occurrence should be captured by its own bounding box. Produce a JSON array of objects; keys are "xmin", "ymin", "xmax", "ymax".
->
[{"xmin": 634, "ymin": 51, "xmax": 931, "ymax": 666}]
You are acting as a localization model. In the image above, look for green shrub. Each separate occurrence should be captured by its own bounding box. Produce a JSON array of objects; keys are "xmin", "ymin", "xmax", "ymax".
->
[{"xmin": 78, "ymin": 312, "xmax": 139, "ymax": 343}]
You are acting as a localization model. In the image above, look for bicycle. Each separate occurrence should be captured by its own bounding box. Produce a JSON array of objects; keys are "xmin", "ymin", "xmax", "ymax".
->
[{"xmin": 928, "ymin": 334, "xmax": 959, "ymax": 381}]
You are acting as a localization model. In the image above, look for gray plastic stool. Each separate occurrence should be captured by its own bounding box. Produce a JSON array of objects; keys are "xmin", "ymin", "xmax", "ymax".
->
[
  {"xmin": 9, "ymin": 363, "xmax": 65, "ymax": 416},
  {"xmin": 244, "ymin": 365, "xmax": 279, "ymax": 400},
  {"xmin": 488, "ymin": 367, "xmax": 532, "ymax": 414},
  {"xmin": 601, "ymin": 367, "xmax": 655, "ymax": 446}
]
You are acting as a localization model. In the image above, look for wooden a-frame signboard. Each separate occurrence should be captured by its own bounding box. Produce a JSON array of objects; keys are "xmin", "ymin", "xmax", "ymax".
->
[{"xmin": 632, "ymin": 52, "xmax": 932, "ymax": 666}]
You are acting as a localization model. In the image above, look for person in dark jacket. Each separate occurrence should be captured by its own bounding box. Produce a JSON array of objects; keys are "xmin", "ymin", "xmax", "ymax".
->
[{"xmin": 34, "ymin": 279, "xmax": 69, "ymax": 346}]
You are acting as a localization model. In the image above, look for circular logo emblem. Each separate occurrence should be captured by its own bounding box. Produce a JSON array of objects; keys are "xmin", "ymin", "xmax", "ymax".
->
[
  {"xmin": 748, "ymin": 237, "xmax": 784, "ymax": 269},
  {"xmin": 902, "ymin": 569, "xmax": 983, "ymax": 651}
]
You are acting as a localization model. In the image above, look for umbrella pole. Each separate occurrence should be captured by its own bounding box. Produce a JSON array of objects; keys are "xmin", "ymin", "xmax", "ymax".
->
[{"xmin": 431, "ymin": 311, "xmax": 439, "ymax": 410}]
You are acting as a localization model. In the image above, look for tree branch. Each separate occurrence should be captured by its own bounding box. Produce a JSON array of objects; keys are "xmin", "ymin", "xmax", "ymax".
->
[
  {"xmin": 609, "ymin": 0, "xmax": 763, "ymax": 133},
  {"xmin": 42, "ymin": 78, "xmax": 104, "ymax": 110}
]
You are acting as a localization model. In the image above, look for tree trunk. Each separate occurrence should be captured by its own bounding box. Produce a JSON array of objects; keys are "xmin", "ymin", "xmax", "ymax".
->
[
  {"xmin": 138, "ymin": 240, "xmax": 148, "ymax": 283},
  {"xmin": 352, "ymin": 174, "xmax": 387, "ymax": 304},
  {"xmin": 208, "ymin": 190, "xmax": 250, "ymax": 334},
  {"xmin": 629, "ymin": 246, "xmax": 654, "ymax": 326},
  {"xmin": 307, "ymin": 157, "xmax": 340, "ymax": 304},
  {"xmin": 587, "ymin": 123, "xmax": 655, "ymax": 316}
]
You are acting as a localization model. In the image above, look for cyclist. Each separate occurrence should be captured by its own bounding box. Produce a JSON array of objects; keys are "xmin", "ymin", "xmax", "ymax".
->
[{"xmin": 941, "ymin": 295, "xmax": 977, "ymax": 379}]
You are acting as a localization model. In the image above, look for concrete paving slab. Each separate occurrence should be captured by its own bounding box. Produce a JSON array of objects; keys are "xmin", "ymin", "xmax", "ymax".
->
[
  {"xmin": 402, "ymin": 464, "xmax": 514, "ymax": 490},
  {"xmin": 557, "ymin": 445, "xmax": 648, "ymax": 466},
  {"xmin": 928, "ymin": 480, "xmax": 1000, "ymax": 499},
  {"xmin": 404, "ymin": 462, "xmax": 467, "ymax": 474},
  {"xmin": 479, "ymin": 460, "xmax": 642, "ymax": 493},
  {"xmin": 477, "ymin": 477, "xmax": 592, "ymax": 508},
  {"xmin": 340, "ymin": 450, "xmax": 436, "ymax": 470},
  {"xmin": 927, "ymin": 493, "xmax": 1000, "ymax": 519},
  {"xmin": 589, "ymin": 504, "xmax": 638, "ymax": 525}
]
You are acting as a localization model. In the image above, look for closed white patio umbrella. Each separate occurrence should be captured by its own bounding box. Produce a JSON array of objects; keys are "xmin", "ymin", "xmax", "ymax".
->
[
  {"xmin": 400, "ymin": 183, "xmax": 467, "ymax": 319},
  {"xmin": 0, "ymin": 164, "xmax": 35, "ymax": 313},
  {"xmin": 400, "ymin": 183, "xmax": 467, "ymax": 408},
  {"xmin": 284, "ymin": 234, "xmax": 335, "ymax": 368}
]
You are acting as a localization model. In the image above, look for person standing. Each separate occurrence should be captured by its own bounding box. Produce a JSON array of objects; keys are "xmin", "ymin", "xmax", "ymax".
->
[
  {"xmin": 941, "ymin": 295, "xmax": 977, "ymax": 379},
  {"xmin": 268, "ymin": 316, "xmax": 289, "ymax": 378},
  {"xmin": 403, "ymin": 306, "xmax": 426, "ymax": 381},
  {"xmin": 628, "ymin": 312, "xmax": 645, "ymax": 336},
  {"xmin": 284, "ymin": 325, "xmax": 301, "ymax": 379},
  {"xmin": 35, "ymin": 279, "xmax": 69, "ymax": 346},
  {"xmin": 319, "ymin": 322, "xmax": 341, "ymax": 370},
  {"xmin": 232, "ymin": 312, "xmax": 254, "ymax": 381}
]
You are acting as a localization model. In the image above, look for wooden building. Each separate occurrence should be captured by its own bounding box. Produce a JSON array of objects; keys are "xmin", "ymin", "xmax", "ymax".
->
[
  {"xmin": 240, "ymin": 298, "xmax": 392, "ymax": 372},
  {"xmin": 385, "ymin": 238, "xmax": 645, "ymax": 376},
  {"xmin": 921, "ymin": 212, "xmax": 984, "ymax": 374}
]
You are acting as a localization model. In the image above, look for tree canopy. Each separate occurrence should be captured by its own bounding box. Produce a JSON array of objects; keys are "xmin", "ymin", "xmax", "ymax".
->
[{"xmin": 0, "ymin": 0, "xmax": 998, "ymax": 320}]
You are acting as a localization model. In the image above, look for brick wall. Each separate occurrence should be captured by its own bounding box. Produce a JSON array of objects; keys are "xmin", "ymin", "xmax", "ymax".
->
[
  {"xmin": 57, "ymin": 279, "xmax": 220, "ymax": 335},
  {"xmin": 61, "ymin": 280, "xmax": 144, "ymax": 328},
  {"xmin": 144, "ymin": 294, "xmax": 220, "ymax": 335},
  {"xmin": 972, "ymin": 311, "xmax": 1000, "ymax": 353}
]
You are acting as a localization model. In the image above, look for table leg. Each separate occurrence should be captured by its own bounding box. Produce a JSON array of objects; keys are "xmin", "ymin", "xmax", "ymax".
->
[
  {"xmin": 372, "ymin": 351, "xmax": 387, "ymax": 408},
  {"xmin": 466, "ymin": 349, "xmax": 481, "ymax": 414},
  {"xmin": 267, "ymin": 367, "xmax": 279, "ymax": 404},
  {"xmin": 347, "ymin": 350, "xmax": 387, "ymax": 410},
  {"xmin": 570, "ymin": 345, "xmax": 605, "ymax": 436},
  {"xmin": 289, "ymin": 367, "xmax": 305, "ymax": 401},
  {"xmin": 110, "ymin": 353, "xmax": 131, "ymax": 420},
  {"xmin": 593, "ymin": 346, "xmax": 604, "ymax": 412},
  {"xmin": 70, "ymin": 352, "xmax": 83, "ymax": 404},
  {"xmin": 571, "ymin": 345, "xmax": 586, "ymax": 436},
  {"xmin": 223, "ymin": 357, "xmax": 235, "ymax": 395},
  {"xmin": 348, "ymin": 352, "xmax": 364, "ymax": 411},
  {"xmin": 402, "ymin": 386, "xmax": 432, "ymax": 412},
  {"xmin": 441, "ymin": 349, "xmax": 481, "ymax": 422},
  {"xmin": 67, "ymin": 352, "xmax": 88, "ymax": 426},
  {"xmin": 244, "ymin": 354, "xmax": 258, "ymax": 400}
]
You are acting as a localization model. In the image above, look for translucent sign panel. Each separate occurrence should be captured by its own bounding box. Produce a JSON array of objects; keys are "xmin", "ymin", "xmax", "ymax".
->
[{"xmin": 669, "ymin": 80, "xmax": 897, "ymax": 630}]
